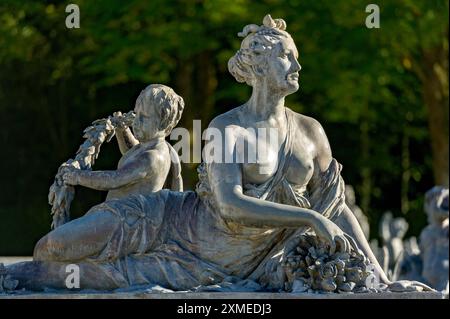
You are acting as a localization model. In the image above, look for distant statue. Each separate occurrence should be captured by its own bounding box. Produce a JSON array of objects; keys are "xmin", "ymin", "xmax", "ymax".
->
[
  {"xmin": 420, "ymin": 186, "xmax": 449, "ymax": 291},
  {"xmin": 395, "ymin": 236, "xmax": 422, "ymax": 283},
  {"xmin": 345, "ymin": 185, "xmax": 370, "ymax": 239},
  {"xmin": 381, "ymin": 186, "xmax": 449, "ymax": 292},
  {"xmin": 380, "ymin": 212, "xmax": 409, "ymax": 271},
  {"xmin": 3, "ymin": 15, "xmax": 432, "ymax": 294},
  {"xmin": 369, "ymin": 212, "xmax": 409, "ymax": 280}
]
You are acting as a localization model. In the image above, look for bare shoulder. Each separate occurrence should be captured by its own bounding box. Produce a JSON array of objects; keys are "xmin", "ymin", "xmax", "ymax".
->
[
  {"xmin": 290, "ymin": 110, "xmax": 332, "ymax": 171},
  {"xmin": 208, "ymin": 107, "xmax": 242, "ymax": 131},
  {"xmin": 137, "ymin": 143, "xmax": 171, "ymax": 170}
]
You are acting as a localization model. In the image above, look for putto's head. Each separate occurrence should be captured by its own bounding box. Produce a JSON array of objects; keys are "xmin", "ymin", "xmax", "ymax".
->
[
  {"xmin": 228, "ymin": 14, "xmax": 301, "ymax": 94},
  {"xmin": 133, "ymin": 84, "xmax": 184, "ymax": 141}
]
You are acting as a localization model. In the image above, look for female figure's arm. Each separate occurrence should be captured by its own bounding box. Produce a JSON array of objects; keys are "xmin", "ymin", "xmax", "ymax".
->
[
  {"xmin": 306, "ymin": 116, "xmax": 426, "ymax": 287},
  {"xmin": 206, "ymin": 118, "xmax": 352, "ymax": 253},
  {"xmin": 208, "ymin": 161, "xmax": 351, "ymax": 253}
]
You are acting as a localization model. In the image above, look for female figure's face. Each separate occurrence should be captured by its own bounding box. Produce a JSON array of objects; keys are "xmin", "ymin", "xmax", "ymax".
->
[
  {"xmin": 132, "ymin": 100, "xmax": 158, "ymax": 142},
  {"xmin": 263, "ymin": 36, "xmax": 301, "ymax": 95}
]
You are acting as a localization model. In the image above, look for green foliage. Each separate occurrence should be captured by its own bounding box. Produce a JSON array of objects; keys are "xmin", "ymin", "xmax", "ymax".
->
[{"xmin": 0, "ymin": 0, "xmax": 447, "ymax": 254}]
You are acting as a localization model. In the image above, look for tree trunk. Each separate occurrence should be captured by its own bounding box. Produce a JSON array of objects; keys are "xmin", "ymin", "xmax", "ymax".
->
[
  {"xmin": 421, "ymin": 42, "xmax": 449, "ymax": 187},
  {"xmin": 173, "ymin": 51, "xmax": 217, "ymax": 189},
  {"xmin": 360, "ymin": 111, "xmax": 372, "ymax": 214}
]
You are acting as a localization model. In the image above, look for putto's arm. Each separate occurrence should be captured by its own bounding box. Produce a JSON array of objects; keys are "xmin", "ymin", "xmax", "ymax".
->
[
  {"xmin": 112, "ymin": 111, "xmax": 139, "ymax": 154},
  {"xmin": 116, "ymin": 127, "xmax": 139, "ymax": 155},
  {"xmin": 63, "ymin": 154, "xmax": 151, "ymax": 190}
]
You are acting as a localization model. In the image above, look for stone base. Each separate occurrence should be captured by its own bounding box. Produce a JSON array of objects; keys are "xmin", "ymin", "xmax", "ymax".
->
[
  {"xmin": 0, "ymin": 257, "xmax": 447, "ymax": 299},
  {"xmin": 0, "ymin": 291, "xmax": 447, "ymax": 299}
]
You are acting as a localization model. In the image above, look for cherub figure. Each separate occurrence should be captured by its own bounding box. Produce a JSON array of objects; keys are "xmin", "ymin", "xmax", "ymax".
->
[{"xmin": 62, "ymin": 84, "xmax": 184, "ymax": 199}]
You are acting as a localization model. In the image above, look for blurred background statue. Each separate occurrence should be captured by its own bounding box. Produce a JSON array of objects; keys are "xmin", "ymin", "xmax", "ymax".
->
[
  {"xmin": 419, "ymin": 186, "xmax": 449, "ymax": 292},
  {"xmin": 345, "ymin": 185, "xmax": 370, "ymax": 240},
  {"xmin": 372, "ymin": 186, "xmax": 449, "ymax": 292},
  {"xmin": 380, "ymin": 212, "xmax": 409, "ymax": 273},
  {"xmin": 370, "ymin": 212, "xmax": 409, "ymax": 280}
]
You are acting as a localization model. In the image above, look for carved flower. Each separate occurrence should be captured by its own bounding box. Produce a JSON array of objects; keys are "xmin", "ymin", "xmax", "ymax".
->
[
  {"xmin": 319, "ymin": 262, "xmax": 338, "ymax": 279},
  {"xmin": 280, "ymin": 234, "xmax": 373, "ymax": 294}
]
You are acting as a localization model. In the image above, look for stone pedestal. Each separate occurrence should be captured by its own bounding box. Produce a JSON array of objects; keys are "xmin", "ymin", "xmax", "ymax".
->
[
  {"xmin": 0, "ymin": 291, "xmax": 447, "ymax": 299},
  {"xmin": 1, "ymin": 258, "xmax": 446, "ymax": 299}
]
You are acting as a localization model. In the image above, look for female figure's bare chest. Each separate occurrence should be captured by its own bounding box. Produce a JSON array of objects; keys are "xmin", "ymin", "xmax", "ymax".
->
[{"xmin": 241, "ymin": 127, "xmax": 315, "ymax": 187}]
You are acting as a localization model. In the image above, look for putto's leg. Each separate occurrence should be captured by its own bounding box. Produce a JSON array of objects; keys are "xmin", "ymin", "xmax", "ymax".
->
[{"xmin": 34, "ymin": 210, "xmax": 120, "ymax": 262}]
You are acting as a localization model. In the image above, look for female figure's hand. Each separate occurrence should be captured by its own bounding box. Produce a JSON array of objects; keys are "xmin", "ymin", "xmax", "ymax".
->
[{"xmin": 313, "ymin": 217, "xmax": 357, "ymax": 254}]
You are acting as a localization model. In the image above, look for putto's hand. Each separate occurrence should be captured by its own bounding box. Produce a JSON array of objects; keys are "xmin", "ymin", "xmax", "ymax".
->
[
  {"xmin": 112, "ymin": 111, "xmax": 128, "ymax": 131},
  {"xmin": 62, "ymin": 169, "xmax": 80, "ymax": 186}
]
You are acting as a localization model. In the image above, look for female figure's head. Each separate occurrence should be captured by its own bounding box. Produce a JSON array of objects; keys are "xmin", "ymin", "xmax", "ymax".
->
[
  {"xmin": 133, "ymin": 84, "xmax": 185, "ymax": 142},
  {"xmin": 228, "ymin": 15, "xmax": 301, "ymax": 96}
]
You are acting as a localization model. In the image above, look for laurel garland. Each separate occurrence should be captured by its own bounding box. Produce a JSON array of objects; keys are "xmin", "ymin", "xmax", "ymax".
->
[{"xmin": 48, "ymin": 111, "xmax": 135, "ymax": 229}]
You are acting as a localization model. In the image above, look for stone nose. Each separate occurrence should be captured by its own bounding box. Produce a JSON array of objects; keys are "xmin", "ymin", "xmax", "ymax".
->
[{"xmin": 291, "ymin": 57, "xmax": 301, "ymax": 72}]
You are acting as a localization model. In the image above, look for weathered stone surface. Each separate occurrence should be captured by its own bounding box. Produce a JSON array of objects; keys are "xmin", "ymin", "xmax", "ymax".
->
[{"xmin": 0, "ymin": 291, "xmax": 446, "ymax": 300}]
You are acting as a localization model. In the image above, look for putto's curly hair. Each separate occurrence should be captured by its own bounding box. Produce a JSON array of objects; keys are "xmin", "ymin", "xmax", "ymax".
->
[
  {"xmin": 228, "ymin": 14, "xmax": 293, "ymax": 86},
  {"xmin": 135, "ymin": 84, "xmax": 185, "ymax": 136}
]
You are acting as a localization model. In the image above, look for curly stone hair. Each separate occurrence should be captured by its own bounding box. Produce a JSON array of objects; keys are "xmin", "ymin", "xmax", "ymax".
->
[
  {"xmin": 135, "ymin": 84, "xmax": 185, "ymax": 136},
  {"xmin": 228, "ymin": 14, "xmax": 292, "ymax": 86}
]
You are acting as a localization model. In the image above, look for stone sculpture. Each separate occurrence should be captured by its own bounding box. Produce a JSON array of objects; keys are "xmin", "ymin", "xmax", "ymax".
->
[
  {"xmin": 48, "ymin": 110, "xmax": 134, "ymax": 228},
  {"xmin": 2, "ymin": 15, "xmax": 432, "ymax": 294},
  {"xmin": 277, "ymin": 234, "xmax": 384, "ymax": 293},
  {"xmin": 381, "ymin": 212, "xmax": 409, "ymax": 271},
  {"xmin": 345, "ymin": 185, "xmax": 370, "ymax": 239},
  {"xmin": 371, "ymin": 187, "xmax": 448, "ymax": 292},
  {"xmin": 420, "ymin": 186, "xmax": 449, "ymax": 291},
  {"xmin": 369, "ymin": 211, "xmax": 410, "ymax": 280},
  {"xmin": 0, "ymin": 264, "xmax": 18, "ymax": 293},
  {"xmin": 393, "ymin": 236, "xmax": 422, "ymax": 283},
  {"xmin": 50, "ymin": 84, "xmax": 184, "ymax": 228}
]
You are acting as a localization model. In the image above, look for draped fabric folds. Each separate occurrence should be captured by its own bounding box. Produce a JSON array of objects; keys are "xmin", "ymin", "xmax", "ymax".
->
[{"xmin": 76, "ymin": 108, "xmax": 346, "ymax": 291}]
